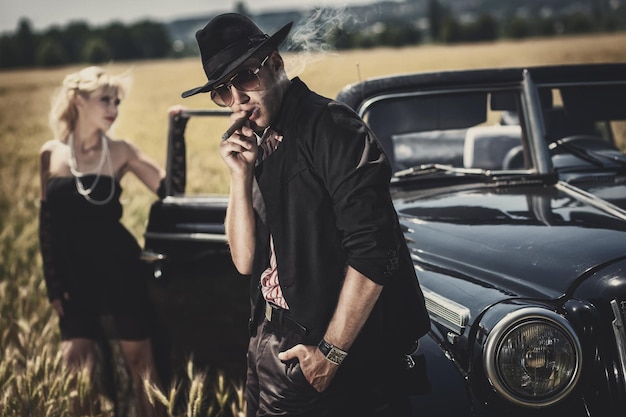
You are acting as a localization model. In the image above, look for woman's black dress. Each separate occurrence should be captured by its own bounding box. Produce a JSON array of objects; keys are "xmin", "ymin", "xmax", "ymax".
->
[{"xmin": 42, "ymin": 175, "xmax": 151, "ymax": 340}]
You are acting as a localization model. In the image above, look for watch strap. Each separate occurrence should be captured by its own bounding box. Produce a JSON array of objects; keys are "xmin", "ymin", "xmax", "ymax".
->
[{"xmin": 318, "ymin": 339, "xmax": 348, "ymax": 366}]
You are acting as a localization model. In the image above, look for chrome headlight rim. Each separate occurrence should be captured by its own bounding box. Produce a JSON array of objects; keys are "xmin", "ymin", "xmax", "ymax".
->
[{"xmin": 483, "ymin": 307, "xmax": 583, "ymax": 408}]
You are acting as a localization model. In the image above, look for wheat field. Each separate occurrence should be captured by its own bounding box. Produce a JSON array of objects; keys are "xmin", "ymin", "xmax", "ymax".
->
[{"xmin": 1, "ymin": 33, "xmax": 626, "ymax": 416}]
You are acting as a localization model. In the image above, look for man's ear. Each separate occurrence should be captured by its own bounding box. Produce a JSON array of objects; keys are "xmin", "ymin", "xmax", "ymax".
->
[{"xmin": 268, "ymin": 51, "xmax": 284, "ymax": 71}]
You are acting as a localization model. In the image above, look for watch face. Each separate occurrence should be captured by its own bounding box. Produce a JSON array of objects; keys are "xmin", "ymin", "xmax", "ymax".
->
[{"xmin": 328, "ymin": 347, "xmax": 347, "ymax": 365}]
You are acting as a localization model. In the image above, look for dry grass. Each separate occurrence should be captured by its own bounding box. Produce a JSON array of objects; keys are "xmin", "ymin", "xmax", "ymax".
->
[{"xmin": 1, "ymin": 33, "xmax": 625, "ymax": 416}]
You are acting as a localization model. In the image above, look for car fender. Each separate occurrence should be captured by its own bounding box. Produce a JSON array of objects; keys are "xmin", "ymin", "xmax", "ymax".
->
[{"xmin": 408, "ymin": 329, "xmax": 474, "ymax": 415}]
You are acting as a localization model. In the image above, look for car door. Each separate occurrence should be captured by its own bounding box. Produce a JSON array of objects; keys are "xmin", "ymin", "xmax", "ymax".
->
[{"xmin": 141, "ymin": 110, "xmax": 250, "ymax": 381}]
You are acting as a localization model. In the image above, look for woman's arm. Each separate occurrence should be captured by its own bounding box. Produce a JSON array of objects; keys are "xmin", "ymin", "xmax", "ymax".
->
[
  {"xmin": 120, "ymin": 140, "xmax": 165, "ymax": 194},
  {"xmin": 38, "ymin": 141, "xmax": 67, "ymax": 316}
]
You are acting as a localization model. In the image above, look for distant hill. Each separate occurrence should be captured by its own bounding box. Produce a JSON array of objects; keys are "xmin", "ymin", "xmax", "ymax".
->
[
  {"xmin": 165, "ymin": 0, "xmax": 616, "ymax": 51},
  {"xmin": 167, "ymin": 10, "xmax": 305, "ymax": 51}
]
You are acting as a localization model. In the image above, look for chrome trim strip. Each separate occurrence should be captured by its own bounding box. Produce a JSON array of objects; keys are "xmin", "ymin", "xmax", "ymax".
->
[
  {"xmin": 557, "ymin": 181, "xmax": 626, "ymax": 221},
  {"xmin": 610, "ymin": 299, "xmax": 626, "ymax": 390},
  {"xmin": 421, "ymin": 286, "xmax": 470, "ymax": 333},
  {"xmin": 162, "ymin": 195, "xmax": 229, "ymax": 205},
  {"xmin": 140, "ymin": 250, "xmax": 166, "ymax": 262},
  {"xmin": 144, "ymin": 231, "xmax": 228, "ymax": 243},
  {"xmin": 175, "ymin": 223, "xmax": 225, "ymax": 233},
  {"xmin": 535, "ymin": 80, "xmax": 626, "ymax": 88}
]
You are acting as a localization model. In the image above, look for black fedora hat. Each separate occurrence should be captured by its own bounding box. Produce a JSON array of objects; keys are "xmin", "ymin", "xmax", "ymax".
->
[{"xmin": 181, "ymin": 13, "xmax": 292, "ymax": 98}]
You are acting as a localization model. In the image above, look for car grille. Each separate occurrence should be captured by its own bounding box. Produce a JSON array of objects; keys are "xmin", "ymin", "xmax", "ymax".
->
[
  {"xmin": 611, "ymin": 299, "xmax": 626, "ymax": 391},
  {"xmin": 421, "ymin": 286, "xmax": 470, "ymax": 334}
]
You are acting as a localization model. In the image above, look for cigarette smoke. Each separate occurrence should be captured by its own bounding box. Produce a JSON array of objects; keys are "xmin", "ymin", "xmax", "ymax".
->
[{"xmin": 284, "ymin": 6, "xmax": 356, "ymax": 77}]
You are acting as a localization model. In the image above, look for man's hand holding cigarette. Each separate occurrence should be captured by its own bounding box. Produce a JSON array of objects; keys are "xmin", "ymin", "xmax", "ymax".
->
[{"xmin": 221, "ymin": 109, "xmax": 254, "ymax": 141}]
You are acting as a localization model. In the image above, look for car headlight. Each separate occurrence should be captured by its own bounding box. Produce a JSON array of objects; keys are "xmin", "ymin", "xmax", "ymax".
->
[{"xmin": 483, "ymin": 307, "xmax": 582, "ymax": 408}]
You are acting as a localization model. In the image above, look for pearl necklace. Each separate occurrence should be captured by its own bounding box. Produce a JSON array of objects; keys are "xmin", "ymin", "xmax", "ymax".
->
[{"xmin": 69, "ymin": 133, "xmax": 115, "ymax": 205}]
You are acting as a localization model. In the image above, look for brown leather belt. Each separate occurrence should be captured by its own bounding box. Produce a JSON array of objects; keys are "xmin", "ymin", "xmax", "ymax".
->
[{"xmin": 265, "ymin": 302, "xmax": 308, "ymax": 336}]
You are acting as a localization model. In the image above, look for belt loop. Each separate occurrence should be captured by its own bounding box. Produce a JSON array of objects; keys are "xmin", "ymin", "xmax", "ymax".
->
[
  {"xmin": 265, "ymin": 301, "xmax": 272, "ymax": 321},
  {"xmin": 264, "ymin": 301, "xmax": 309, "ymax": 336}
]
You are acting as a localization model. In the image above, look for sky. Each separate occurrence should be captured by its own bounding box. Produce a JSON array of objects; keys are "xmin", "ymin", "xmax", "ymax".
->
[{"xmin": 1, "ymin": 0, "xmax": 382, "ymax": 33}]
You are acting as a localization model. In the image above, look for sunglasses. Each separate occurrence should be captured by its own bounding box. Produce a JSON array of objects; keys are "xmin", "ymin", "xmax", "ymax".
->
[{"xmin": 210, "ymin": 56, "xmax": 270, "ymax": 107}]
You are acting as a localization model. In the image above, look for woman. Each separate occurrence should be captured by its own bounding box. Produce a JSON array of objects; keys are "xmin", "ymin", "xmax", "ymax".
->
[{"xmin": 38, "ymin": 66, "xmax": 165, "ymax": 416}]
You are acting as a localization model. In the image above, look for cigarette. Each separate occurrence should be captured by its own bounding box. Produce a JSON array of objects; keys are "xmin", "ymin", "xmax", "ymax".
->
[{"xmin": 221, "ymin": 110, "xmax": 254, "ymax": 141}]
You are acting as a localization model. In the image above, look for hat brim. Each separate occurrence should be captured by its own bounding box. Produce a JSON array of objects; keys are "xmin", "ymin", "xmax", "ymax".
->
[{"xmin": 181, "ymin": 21, "xmax": 293, "ymax": 99}]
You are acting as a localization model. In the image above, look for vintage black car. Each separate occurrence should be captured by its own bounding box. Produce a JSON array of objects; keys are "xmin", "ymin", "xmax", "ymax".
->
[{"xmin": 142, "ymin": 63, "xmax": 626, "ymax": 416}]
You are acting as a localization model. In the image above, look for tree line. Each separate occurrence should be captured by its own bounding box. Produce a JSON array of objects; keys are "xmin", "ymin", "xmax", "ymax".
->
[
  {"xmin": 1, "ymin": 0, "xmax": 624, "ymax": 69},
  {"xmin": 330, "ymin": 0, "xmax": 625, "ymax": 49},
  {"xmin": 0, "ymin": 19, "xmax": 171, "ymax": 69}
]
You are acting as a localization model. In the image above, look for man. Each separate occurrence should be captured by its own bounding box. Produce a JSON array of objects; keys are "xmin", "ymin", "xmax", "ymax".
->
[{"xmin": 181, "ymin": 13, "xmax": 430, "ymax": 417}]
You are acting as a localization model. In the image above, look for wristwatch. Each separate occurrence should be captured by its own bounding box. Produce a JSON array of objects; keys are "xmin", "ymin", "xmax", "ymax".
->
[{"xmin": 318, "ymin": 339, "xmax": 348, "ymax": 366}]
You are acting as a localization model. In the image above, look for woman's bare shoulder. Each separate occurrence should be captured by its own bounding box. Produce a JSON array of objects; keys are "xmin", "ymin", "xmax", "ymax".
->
[{"xmin": 108, "ymin": 137, "xmax": 141, "ymax": 157}]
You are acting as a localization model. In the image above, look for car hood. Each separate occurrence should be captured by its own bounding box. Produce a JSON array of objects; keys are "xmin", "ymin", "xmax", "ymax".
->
[{"xmin": 395, "ymin": 182, "xmax": 626, "ymax": 302}]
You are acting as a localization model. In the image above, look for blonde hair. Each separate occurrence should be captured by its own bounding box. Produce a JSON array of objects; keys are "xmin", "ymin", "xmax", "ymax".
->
[{"xmin": 48, "ymin": 66, "xmax": 132, "ymax": 142}]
